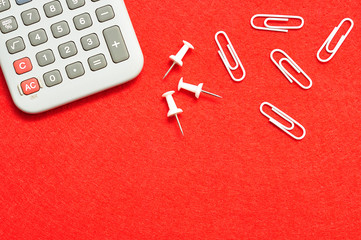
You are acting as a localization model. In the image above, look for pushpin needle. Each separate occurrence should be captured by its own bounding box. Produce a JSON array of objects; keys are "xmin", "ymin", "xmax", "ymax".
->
[
  {"xmin": 163, "ymin": 62, "xmax": 176, "ymax": 79},
  {"xmin": 163, "ymin": 40, "xmax": 194, "ymax": 79},
  {"xmin": 178, "ymin": 77, "xmax": 222, "ymax": 99},
  {"xmin": 162, "ymin": 91, "xmax": 184, "ymax": 135},
  {"xmin": 201, "ymin": 90, "xmax": 222, "ymax": 98},
  {"xmin": 174, "ymin": 114, "xmax": 184, "ymax": 136}
]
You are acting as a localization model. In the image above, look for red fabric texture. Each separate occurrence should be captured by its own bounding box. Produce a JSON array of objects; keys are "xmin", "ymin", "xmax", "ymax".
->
[{"xmin": 1, "ymin": 0, "xmax": 361, "ymax": 239}]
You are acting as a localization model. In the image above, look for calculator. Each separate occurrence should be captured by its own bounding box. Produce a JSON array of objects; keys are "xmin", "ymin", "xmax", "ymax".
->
[{"xmin": 0, "ymin": 0, "xmax": 144, "ymax": 113}]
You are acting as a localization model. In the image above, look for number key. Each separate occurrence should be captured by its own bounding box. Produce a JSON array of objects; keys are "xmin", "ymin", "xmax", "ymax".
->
[
  {"xmin": 73, "ymin": 13, "xmax": 92, "ymax": 30},
  {"xmin": 58, "ymin": 41, "xmax": 77, "ymax": 59},
  {"xmin": 36, "ymin": 49, "xmax": 55, "ymax": 67},
  {"xmin": 80, "ymin": 33, "xmax": 99, "ymax": 51},
  {"xmin": 28, "ymin": 28, "xmax": 48, "ymax": 46},
  {"xmin": 44, "ymin": 1, "xmax": 63, "ymax": 18},
  {"xmin": 21, "ymin": 8, "xmax": 40, "ymax": 26},
  {"xmin": 51, "ymin": 21, "xmax": 70, "ymax": 38}
]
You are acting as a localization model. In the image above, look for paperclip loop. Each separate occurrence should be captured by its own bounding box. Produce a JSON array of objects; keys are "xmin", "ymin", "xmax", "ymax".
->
[
  {"xmin": 260, "ymin": 102, "xmax": 306, "ymax": 140},
  {"xmin": 215, "ymin": 31, "xmax": 246, "ymax": 82},
  {"xmin": 317, "ymin": 18, "xmax": 354, "ymax": 63},
  {"xmin": 250, "ymin": 14, "xmax": 304, "ymax": 32},
  {"xmin": 270, "ymin": 49, "xmax": 312, "ymax": 90}
]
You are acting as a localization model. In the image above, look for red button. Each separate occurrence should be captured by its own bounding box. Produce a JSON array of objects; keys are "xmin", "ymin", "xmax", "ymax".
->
[
  {"xmin": 14, "ymin": 57, "xmax": 32, "ymax": 75},
  {"xmin": 21, "ymin": 78, "xmax": 40, "ymax": 95}
]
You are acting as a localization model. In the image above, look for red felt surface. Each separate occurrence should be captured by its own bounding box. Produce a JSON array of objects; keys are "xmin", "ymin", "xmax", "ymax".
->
[{"xmin": 1, "ymin": 0, "xmax": 361, "ymax": 239}]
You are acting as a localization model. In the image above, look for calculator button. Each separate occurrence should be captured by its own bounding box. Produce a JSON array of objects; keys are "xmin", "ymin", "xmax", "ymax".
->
[
  {"xmin": 73, "ymin": 13, "xmax": 92, "ymax": 30},
  {"xmin": 0, "ymin": 16, "xmax": 17, "ymax": 34},
  {"xmin": 6, "ymin": 36, "xmax": 25, "ymax": 54},
  {"xmin": 58, "ymin": 41, "xmax": 77, "ymax": 59},
  {"xmin": 0, "ymin": 0, "xmax": 10, "ymax": 12},
  {"xmin": 80, "ymin": 33, "xmax": 100, "ymax": 51},
  {"xmin": 44, "ymin": 70, "xmax": 62, "ymax": 87},
  {"xmin": 36, "ymin": 49, "xmax": 55, "ymax": 67},
  {"xmin": 44, "ymin": 1, "xmax": 63, "ymax": 18},
  {"xmin": 21, "ymin": 78, "xmax": 39, "ymax": 95},
  {"xmin": 88, "ymin": 54, "xmax": 107, "ymax": 71},
  {"xmin": 66, "ymin": 62, "xmax": 84, "ymax": 79},
  {"xmin": 66, "ymin": 0, "xmax": 85, "ymax": 10},
  {"xmin": 103, "ymin": 26, "xmax": 129, "ymax": 63},
  {"xmin": 51, "ymin": 21, "xmax": 70, "ymax": 38},
  {"xmin": 21, "ymin": 8, "xmax": 40, "ymax": 26},
  {"xmin": 96, "ymin": 5, "xmax": 115, "ymax": 23},
  {"xmin": 16, "ymin": 0, "xmax": 32, "ymax": 5},
  {"xmin": 28, "ymin": 29, "xmax": 48, "ymax": 46},
  {"xmin": 14, "ymin": 57, "xmax": 32, "ymax": 74}
]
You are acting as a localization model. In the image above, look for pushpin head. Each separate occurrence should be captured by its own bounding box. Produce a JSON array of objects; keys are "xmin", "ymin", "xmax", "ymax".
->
[
  {"xmin": 162, "ymin": 91, "xmax": 183, "ymax": 117},
  {"xmin": 169, "ymin": 40, "xmax": 194, "ymax": 66},
  {"xmin": 178, "ymin": 77, "xmax": 203, "ymax": 98}
]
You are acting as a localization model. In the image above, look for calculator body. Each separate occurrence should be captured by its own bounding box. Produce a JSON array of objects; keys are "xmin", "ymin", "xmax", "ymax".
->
[{"xmin": 0, "ymin": 0, "xmax": 143, "ymax": 113}]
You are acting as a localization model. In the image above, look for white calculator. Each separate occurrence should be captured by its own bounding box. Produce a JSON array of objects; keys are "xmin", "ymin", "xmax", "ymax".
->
[{"xmin": 0, "ymin": 0, "xmax": 143, "ymax": 113}]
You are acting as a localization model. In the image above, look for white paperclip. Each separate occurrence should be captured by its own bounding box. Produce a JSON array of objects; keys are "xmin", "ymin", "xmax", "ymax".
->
[
  {"xmin": 215, "ymin": 31, "xmax": 246, "ymax": 82},
  {"xmin": 317, "ymin": 18, "xmax": 354, "ymax": 63},
  {"xmin": 270, "ymin": 49, "xmax": 312, "ymax": 90},
  {"xmin": 260, "ymin": 102, "xmax": 306, "ymax": 140},
  {"xmin": 250, "ymin": 14, "xmax": 304, "ymax": 32}
]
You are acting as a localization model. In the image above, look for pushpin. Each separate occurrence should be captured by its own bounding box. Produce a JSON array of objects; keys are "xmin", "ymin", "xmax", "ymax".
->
[
  {"xmin": 163, "ymin": 40, "xmax": 194, "ymax": 79},
  {"xmin": 162, "ymin": 91, "xmax": 184, "ymax": 135},
  {"xmin": 178, "ymin": 78, "xmax": 222, "ymax": 99}
]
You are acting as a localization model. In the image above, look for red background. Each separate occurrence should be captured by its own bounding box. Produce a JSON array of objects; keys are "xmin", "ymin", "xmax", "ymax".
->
[{"xmin": 1, "ymin": 0, "xmax": 361, "ymax": 239}]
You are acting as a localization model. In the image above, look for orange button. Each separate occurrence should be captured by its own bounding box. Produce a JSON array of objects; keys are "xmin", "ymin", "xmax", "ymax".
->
[
  {"xmin": 14, "ymin": 57, "xmax": 32, "ymax": 75},
  {"xmin": 21, "ymin": 78, "xmax": 40, "ymax": 95}
]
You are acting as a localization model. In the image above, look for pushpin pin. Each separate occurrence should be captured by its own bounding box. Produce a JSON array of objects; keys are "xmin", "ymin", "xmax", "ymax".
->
[
  {"xmin": 178, "ymin": 78, "xmax": 222, "ymax": 99},
  {"xmin": 162, "ymin": 91, "xmax": 184, "ymax": 135},
  {"xmin": 163, "ymin": 40, "xmax": 194, "ymax": 79}
]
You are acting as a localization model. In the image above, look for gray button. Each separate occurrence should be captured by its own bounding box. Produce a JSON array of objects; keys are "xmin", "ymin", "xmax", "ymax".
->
[
  {"xmin": 0, "ymin": 0, "xmax": 10, "ymax": 12},
  {"xmin": 44, "ymin": 1, "xmax": 63, "ymax": 18},
  {"xmin": 73, "ymin": 13, "xmax": 92, "ymax": 30},
  {"xmin": 21, "ymin": 8, "xmax": 40, "ymax": 26},
  {"xmin": 66, "ymin": 62, "xmax": 84, "ymax": 79},
  {"xmin": 0, "ymin": 16, "xmax": 17, "ymax": 34},
  {"xmin": 44, "ymin": 70, "xmax": 62, "ymax": 87},
  {"xmin": 6, "ymin": 36, "xmax": 25, "ymax": 54},
  {"xmin": 103, "ymin": 26, "xmax": 129, "ymax": 63},
  {"xmin": 96, "ymin": 5, "xmax": 115, "ymax": 23},
  {"xmin": 28, "ymin": 28, "xmax": 48, "ymax": 46},
  {"xmin": 66, "ymin": 0, "xmax": 84, "ymax": 10},
  {"xmin": 58, "ymin": 41, "xmax": 77, "ymax": 59},
  {"xmin": 36, "ymin": 49, "xmax": 55, "ymax": 67},
  {"xmin": 88, "ymin": 54, "xmax": 107, "ymax": 71},
  {"xmin": 80, "ymin": 33, "xmax": 100, "ymax": 51},
  {"xmin": 51, "ymin": 21, "xmax": 70, "ymax": 38}
]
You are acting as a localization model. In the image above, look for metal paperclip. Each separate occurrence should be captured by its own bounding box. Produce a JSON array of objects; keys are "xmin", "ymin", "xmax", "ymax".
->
[
  {"xmin": 270, "ymin": 49, "xmax": 312, "ymax": 90},
  {"xmin": 215, "ymin": 31, "xmax": 246, "ymax": 82},
  {"xmin": 250, "ymin": 14, "xmax": 304, "ymax": 32},
  {"xmin": 260, "ymin": 102, "xmax": 306, "ymax": 140},
  {"xmin": 317, "ymin": 18, "xmax": 354, "ymax": 63}
]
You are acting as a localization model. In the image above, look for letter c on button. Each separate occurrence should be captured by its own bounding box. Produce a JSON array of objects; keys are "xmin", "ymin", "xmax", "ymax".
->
[{"xmin": 19, "ymin": 62, "xmax": 26, "ymax": 69}]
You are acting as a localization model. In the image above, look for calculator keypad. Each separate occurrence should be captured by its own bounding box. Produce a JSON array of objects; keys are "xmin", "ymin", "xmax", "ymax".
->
[{"xmin": 0, "ymin": 0, "xmax": 142, "ymax": 113}]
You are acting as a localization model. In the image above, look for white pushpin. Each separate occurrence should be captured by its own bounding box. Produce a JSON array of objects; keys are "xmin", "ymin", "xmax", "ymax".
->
[
  {"xmin": 163, "ymin": 40, "xmax": 194, "ymax": 79},
  {"xmin": 178, "ymin": 77, "xmax": 222, "ymax": 99},
  {"xmin": 162, "ymin": 91, "xmax": 184, "ymax": 135}
]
